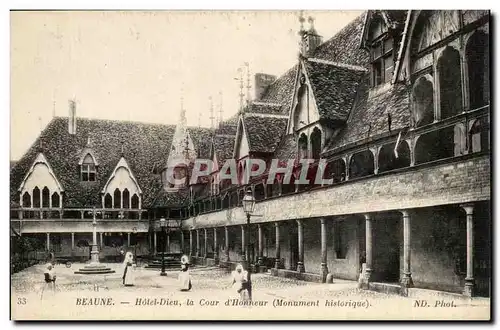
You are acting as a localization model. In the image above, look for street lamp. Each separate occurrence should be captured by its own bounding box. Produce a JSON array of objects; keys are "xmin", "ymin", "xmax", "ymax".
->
[
  {"xmin": 159, "ymin": 217, "xmax": 167, "ymax": 276},
  {"xmin": 241, "ymin": 186, "xmax": 256, "ymax": 301}
]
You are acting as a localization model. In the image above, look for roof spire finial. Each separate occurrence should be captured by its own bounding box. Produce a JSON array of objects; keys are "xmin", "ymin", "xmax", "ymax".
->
[
  {"xmin": 308, "ymin": 16, "xmax": 315, "ymax": 32},
  {"xmin": 87, "ymin": 135, "xmax": 91, "ymax": 147},
  {"xmin": 236, "ymin": 67, "xmax": 244, "ymax": 114},
  {"xmin": 299, "ymin": 11, "xmax": 306, "ymax": 32},
  {"xmin": 218, "ymin": 91, "xmax": 223, "ymax": 128},
  {"xmin": 244, "ymin": 62, "xmax": 251, "ymax": 106},
  {"xmin": 198, "ymin": 109, "xmax": 202, "ymax": 128},
  {"xmin": 209, "ymin": 96, "xmax": 215, "ymax": 129},
  {"xmin": 121, "ymin": 140, "xmax": 124, "ymax": 156}
]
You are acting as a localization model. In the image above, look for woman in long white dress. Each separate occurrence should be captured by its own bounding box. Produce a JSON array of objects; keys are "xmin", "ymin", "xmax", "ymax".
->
[
  {"xmin": 122, "ymin": 252, "xmax": 135, "ymax": 286},
  {"xmin": 230, "ymin": 263, "xmax": 249, "ymax": 300},
  {"xmin": 178, "ymin": 255, "xmax": 192, "ymax": 291}
]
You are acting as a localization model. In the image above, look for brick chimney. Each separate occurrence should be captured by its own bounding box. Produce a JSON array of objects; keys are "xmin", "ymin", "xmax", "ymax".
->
[
  {"xmin": 254, "ymin": 73, "xmax": 276, "ymax": 100},
  {"xmin": 68, "ymin": 99, "xmax": 77, "ymax": 134}
]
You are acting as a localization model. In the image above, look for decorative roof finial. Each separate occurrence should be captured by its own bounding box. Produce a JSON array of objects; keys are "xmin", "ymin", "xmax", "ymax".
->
[
  {"xmin": 121, "ymin": 140, "xmax": 124, "ymax": 156},
  {"xmin": 299, "ymin": 11, "xmax": 306, "ymax": 32},
  {"xmin": 308, "ymin": 16, "xmax": 316, "ymax": 33},
  {"xmin": 244, "ymin": 62, "xmax": 251, "ymax": 106},
  {"xmin": 209, "ymin": 96, "xmax": 215, "ymax": 129},
  {"xmin": 236, "ymin": 67, "xmax": 244, "ymax": 114},
  {"xmin": 87, "ymin": 135, "xmax": 91, "ymax": 147},
  {"xmin": 218, "ymin": 91, "xmax": 223, "ymax": 128}
]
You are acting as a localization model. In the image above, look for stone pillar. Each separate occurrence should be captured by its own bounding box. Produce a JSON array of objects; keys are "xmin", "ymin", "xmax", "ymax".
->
[
  {"xmin": 361, "ymin": 214, "xmax": 373, "ymax": 289},
  {"xmin": 196, "ymin": 229, "xmax": 200, "ymax": 257},
  {"xmin": 400, "ymin": 210, "xmax": 413, "ymax": 295},
  {"xmin": 213, "ymin": 228, "xmax": 219, "ymax": 262},
  {"xmin": 189, "ymin": 230, "xmax": 193, "ymax": 257},
  {"xmin": 71, "ymin": 232, "xmax": 75, "ymax": 250},
  {"xmin": 225, "ymin": 226, "xmax": 230, "ymax": 262},
  {"xmin": 274, "ymin": 222, "xmax": 280, "ymax": 269},
  {"xmin": 462, "ymin": 204, "xmax": 475, "ymax": 297},
  {"xmin": 203, "ymin": 228, "xmax": 208, "ymax": 258},
  {"xmin": 100, "ymin": 232, "xmax": 103, "ymax": 248},
  {"xmin": 320, "ymin": 218, "xmax": 328, "ymax": 282},
  {"xmin": 257, "ymin": 224, "xmax": 263, "ymax": 266},
  {"xmin": 241, "ymin": 225, "xmax": 246, "ymax": 261},
  {"xmin": 46, "ymin": 233, "xmax": 50, "ymax": 251},
  {"xmin": 167, "ymin": 235, "xmax": 170, "ymax": 253},
  {"xmin": 154, "ymin": 231, "xmax": 157, "ymax": 254},
  {"xmin": 296, "ymin": 220, "xmax": 305, "ymax": 273},
  {"xmin": 181, "ymin": 230, "xmax": 185, "ymax": 253},
  {"xmin": 127, "ymin": 232, "xmax": 131, "ymax": 246}
]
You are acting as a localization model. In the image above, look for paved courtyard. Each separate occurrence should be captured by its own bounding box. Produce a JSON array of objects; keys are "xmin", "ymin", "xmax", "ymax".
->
[{"xmin": 11, "ymin": 263, "xmax": 490, "ymax": 320}]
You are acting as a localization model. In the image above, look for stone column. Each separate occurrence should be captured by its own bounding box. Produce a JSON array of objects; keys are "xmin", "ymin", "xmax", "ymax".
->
[
  {"xmin": 257, "ymin": 224, "xmax": 264, "ymax": 266},
  {"xmin": 203, "ymin": 228, "xmax": 208, "ymax": 258},
  {"xmin": 100, "ymin": 232, "xmax": 103, "ymax": 248},
  {"xmin": 189, "ymin": 230, "xmax": 193, "ymax": 258},
  {"xmin": 154, "ymin": 231, "xmax": 157, "ymax": 254},
  {"xmin": 241, "ymin": 225, "xmax": 246, "ymax": 261},
  {"xmin": 462, "ymin": 204, "xmax": 475, "ymax": 297},
  {"xmin": 167, "ymin": 235, "xmax": 170, "ymax": 253},
  {"xmin": 213, "ymin": 228, "xmax": 219, "ymax": 263},
  {"xmin": 127, "ymin": 232, "xmax": 131, "ymax": 246},
  {"xmin": 196, "ymin": 229, "xmax": 200, "ymax": 258},
  {"xmin": 71, "ymin": 232, "xmax": 75, "ymax": 250},
  {"xmin": 400, "ymin": 210, "xmax": 413, "ymax": 295},
  {"xmin": 181, "ymin": 230, "xmax": 185, "ymax": 253},
  {"xmin": 274, "ymin": 222, "xmax": 281, "ymax": 269},
  {"xmin": 361, "ymin": 214, "xmax": 373, "ymax": 289},
  {"xmin": 320, "ymin": 218, "xmax": 328, "ymax": 282},
  {"xmin": 296, "ymin": 220, "xmax": 305, "ymax": 273},
  {"xmin": 46, "ymin": 233, "xmax": 50, "ymax": 251},
  {"xmin": 225, "ymin": 226, "xmax": 230, "ymax": 262}
]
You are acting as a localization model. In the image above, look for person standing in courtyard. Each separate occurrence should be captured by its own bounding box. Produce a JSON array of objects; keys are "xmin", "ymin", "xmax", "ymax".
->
[
  {"xmin": 122, "ymin": 251, "xmax": 135, "ymax": 286},
  {"xmin": 178, "ymin": 255, "xmax": 192, "ymax": 291},
  {"xmin": 230, "ymin": 263, "xmax": 250, "ymax": 300}
]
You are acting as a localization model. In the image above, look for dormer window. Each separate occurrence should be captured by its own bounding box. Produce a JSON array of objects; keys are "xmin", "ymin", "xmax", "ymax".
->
[
  {"xmin": 368, "ymin": 17, "xmax": 394, "ymax": 87},
  {"xmin": 81, "ymin": 154, "xmax": 97, "ymax": 181}
]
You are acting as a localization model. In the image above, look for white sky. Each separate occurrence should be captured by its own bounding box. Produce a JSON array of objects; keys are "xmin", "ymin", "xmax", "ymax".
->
[{"xmin": 10, "ymin": 10, "xmax": 362, "ymax": 160}]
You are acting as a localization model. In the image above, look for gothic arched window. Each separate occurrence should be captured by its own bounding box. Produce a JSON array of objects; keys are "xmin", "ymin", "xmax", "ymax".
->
[
  {"xmin": 411, "ymin": 75, "xmax": 435, "ymax": 127},
  {"xmin": 81, "ymin": 153, "xmax": 97, "ymax": 182},
  {"xmin": 438, "ymin": 47, "xmax": 463, "ymax": 119},
  {"xmin": 466, "ymin": 31, "xmax": 490, "ymax": 110}
]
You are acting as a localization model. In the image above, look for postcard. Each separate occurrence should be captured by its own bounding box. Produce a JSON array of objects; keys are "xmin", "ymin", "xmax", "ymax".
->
[{"xmin": 10, "ymin": 9, "xmax": 491, "ymax": 321}]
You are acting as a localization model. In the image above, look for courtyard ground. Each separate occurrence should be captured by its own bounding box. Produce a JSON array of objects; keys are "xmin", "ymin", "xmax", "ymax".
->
[{"xmin": 11, "ymin": 262, "xmax": 490, "ymax": 321}]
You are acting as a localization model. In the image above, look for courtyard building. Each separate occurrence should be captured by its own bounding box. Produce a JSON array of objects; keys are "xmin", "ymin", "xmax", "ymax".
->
[{"xmin": 10, "ymin": 10, "xmax": 490, "ymax": 298}]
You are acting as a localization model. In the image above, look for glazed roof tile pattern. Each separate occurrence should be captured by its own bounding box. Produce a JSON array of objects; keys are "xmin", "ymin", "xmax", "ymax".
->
[
  {"xmin": 245, "ymin": 102, "xmax": 283, "ymax": 115},
  {"xmin": 258, "ymin": 65, "xmax": 298, "ymax": 115},
  {"xmin": 243, "ymin": 115, "xmax": 288, "ymax": 153},
  {"xmin": 304, "ymin": 60, "xmax": 366, "ymax": 122},
  {"xmin": 273, "ymin": 134, "xmax": 297, "ymax": 161},
  {"xmin": 187, "ymin": 127, "xmax": 214, "ymax": 159},
  {"xmin": 213, "ymin": 134, "xmax": 236, "ymax": 165},
  {"xmin": 325, "ymin": 78, "xmax": 410, "ymax": 153},
  {"xmin": 151, "ymin": 186, "xmax": 190, "ymax": 208},
  {"xmin": 10, "ymin": 117, "xmax": 176, "ymax": 208},
  {"xmin": 312, "ymin": 13, "xmax": 370, "ymax": 68}
]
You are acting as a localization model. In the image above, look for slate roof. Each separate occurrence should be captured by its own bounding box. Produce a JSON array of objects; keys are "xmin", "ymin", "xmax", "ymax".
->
[
  {"xmin": 304, "ymin": 59, "xmax": 366, "ymax": 122},
  {"xmin": 273, "ymin": 134, "xmax": 297, "ymax": 161},
  {"xmin": 258, "ymin": 65, "xmax": 298, "ymax": 115},
  {"xmin": 187, "ymin": 126, "xmax": 214, "ymax": 159},
  {"xmin": 324, "ymin": 78, "xmax": 410, "ymax": 154},
  {"xmin": 312, "ymin": 13, "xmax": 370, "ymax": 68},
  {"xmin": 245, "ymin": 102, "xmax": 283, "ymax": 115},
  {"xmin": 10, "ymin": 117, "xmax": 176, "ymax": 208},
  {"xmin": 151, "ymin": 187, "xmax": 190, "ymax": 208},
  {"xmin": 243, "ymin": 115, "xmax": 288, "ymax": 153},
  {"xmin": 213, "ymin": 134, "xmax": 236, "ymax": 165},
  {"xmin": 215, "ymin": 123, "xmax": 237, "ymax": 136}
]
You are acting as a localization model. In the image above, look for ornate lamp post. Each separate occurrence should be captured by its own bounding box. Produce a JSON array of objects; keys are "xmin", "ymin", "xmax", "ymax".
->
[
  {"xmin": 159, "ymin": 217, "xmax": 167, "ymax": 276},
  {"xmin": 241, "ymin": 187, "xmax": 256, "ymax": 301}
]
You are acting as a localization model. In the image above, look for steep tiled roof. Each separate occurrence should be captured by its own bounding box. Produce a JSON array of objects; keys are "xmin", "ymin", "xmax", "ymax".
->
[
  {"xmin": 313, "ymin": 13, "xmax": 370, "ymax": 68},
  {"xmin": 245, "ymin": 102, "xmax": 283, "ymax": 115},
  {"xmin": 325, "ymin": 78, "xmax": 410, "ymax": 154},
  {"xmin": 259, "ymin": 65, "xmax": 298, "ymax": 115},
  {"xmin": 243, "ymin": 115, "xmax": 288, "ymax": 153},
  {"xmin": 151, "ymin": 187, "xmax": 190, "ymax": 208},
  {"xmin": 274, "ymin": 134, "xmax": 297, "ymax": 161},
  {"xmin": 215, "ymin": 123, "xmax": 237, "ymax": 136},
  {"xmin": 304, "ymin": 59, "xmax": 366, "ymax": 122},
  {"xmin": 213, "ymin": 134, "xmax": 236, "ymax": 165},
  {"xmin": 187, "ymin": 126, "xmax": 214, "ymax": 159},
  {"xmin": 10, "ymin": 117, "xmax": 176, "ymax": 208}
]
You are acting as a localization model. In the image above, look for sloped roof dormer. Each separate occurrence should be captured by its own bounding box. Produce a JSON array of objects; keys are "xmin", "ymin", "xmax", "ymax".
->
[
  {"xmin": 18, "ymin": 153, "xmax": 64, "ymax": 194},
  {"xmin": 101, "ymin": 156, "xmax": 142, "ymax": 195}
]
